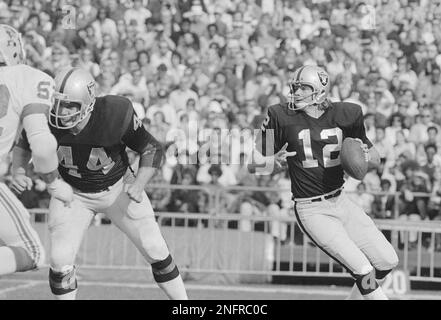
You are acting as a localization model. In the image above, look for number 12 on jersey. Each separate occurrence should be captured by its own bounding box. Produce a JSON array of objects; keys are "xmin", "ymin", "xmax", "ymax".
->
[{"xmin": 298, "ymin": 128, "xmax": 342, "ymax": 169}]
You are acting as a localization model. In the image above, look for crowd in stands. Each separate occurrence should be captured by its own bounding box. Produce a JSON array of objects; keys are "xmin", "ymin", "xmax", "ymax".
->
[{"xmin": 2, "ymin": 0, "xmax": 441, "ymax": 248}]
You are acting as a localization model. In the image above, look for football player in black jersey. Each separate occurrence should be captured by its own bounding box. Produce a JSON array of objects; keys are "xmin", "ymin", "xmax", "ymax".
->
[
  {"xmin": 249, "ymin": 65, "xmax": 399, "ymax": 300},
  {"xmin": 11, "ymin": 68, "xmax": 187, "ymax": 300}
]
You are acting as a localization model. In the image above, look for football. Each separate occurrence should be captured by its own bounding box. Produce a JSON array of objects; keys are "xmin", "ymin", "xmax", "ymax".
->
[{"xmin": 340, "ymin": 137, "xmax": 368, "ymax": 180}]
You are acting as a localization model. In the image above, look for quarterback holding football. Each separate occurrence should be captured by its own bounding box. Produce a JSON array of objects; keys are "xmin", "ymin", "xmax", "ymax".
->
[
  {"xmin": 12, "ymin": 67, "xmax": 188, "ymax": 300},
  {"xmin": 249, "ymin": 65, "xmax": 399, "ymax": 300}
]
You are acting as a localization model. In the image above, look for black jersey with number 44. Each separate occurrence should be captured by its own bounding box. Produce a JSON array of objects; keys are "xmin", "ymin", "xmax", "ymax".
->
[
  {"xmin": 258, "ymin": 102, "xmax": 373, "ymax": 199},
  {"xmin": 18, "ymin": 95, "xmax": 163, "ymax": 193}
]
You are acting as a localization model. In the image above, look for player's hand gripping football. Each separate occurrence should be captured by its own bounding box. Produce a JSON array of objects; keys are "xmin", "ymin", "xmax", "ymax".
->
[
  {"xmin": 10, "ymin": 169, "xmax": 33, "ymax": 194},
  {"xmin": 274, "ymin": 143, "xmax": 297, "ymax": 166},
  {"xmin": 47, "ymin": 178, "xmax": 74, "ymax": 206},
  {"xmin": 354, "ymin": 138, "xmax": 370, "ymax": 162},
  {"xmin": 125, "ymin": 183, "xmax": 144, "ymax": 203}
]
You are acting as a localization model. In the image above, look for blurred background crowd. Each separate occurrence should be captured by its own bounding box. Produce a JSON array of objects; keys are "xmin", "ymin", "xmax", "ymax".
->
[{"xmin": 1, "ymin": 0, "xmax": 441, "ymax": 248}]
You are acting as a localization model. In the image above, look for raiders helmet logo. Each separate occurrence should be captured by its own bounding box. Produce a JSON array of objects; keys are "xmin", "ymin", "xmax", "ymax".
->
[
  {"xmin": 87, "ymin": 81, "xmax": 96, "ymax": 98},
  {"xmin": 317, "ymin": 71, "xmax": 329, "ymax": 87}
]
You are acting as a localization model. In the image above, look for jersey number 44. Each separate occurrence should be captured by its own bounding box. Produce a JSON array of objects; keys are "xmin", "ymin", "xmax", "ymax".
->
[{"xmin": 58, "ymin": 146, "xmax": 115, "ymax": 178}]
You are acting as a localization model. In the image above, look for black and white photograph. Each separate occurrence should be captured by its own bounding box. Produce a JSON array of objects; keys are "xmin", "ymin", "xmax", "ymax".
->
[{"xmin": 0, "ymin": 0, "xmax": 440, "ymax": 309}]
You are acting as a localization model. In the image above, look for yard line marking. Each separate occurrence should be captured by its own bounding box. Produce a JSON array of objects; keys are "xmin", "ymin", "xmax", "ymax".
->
[
  {"xmin": 1, "ymin": 279, "xmax": 439, "ymax": 300},
  {"xmin": 0, "ymin": 281, "xmax": 40, "ymax": 296}
]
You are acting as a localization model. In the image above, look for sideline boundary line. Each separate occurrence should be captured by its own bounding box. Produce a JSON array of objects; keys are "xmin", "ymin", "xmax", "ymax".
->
[
  {"xmin": 0, "ymin": 282, "xmax": 40, "ymax": 296},
  {"xmin": 0, "ymin": 279, "xmax": 439, "ymax": 300}
]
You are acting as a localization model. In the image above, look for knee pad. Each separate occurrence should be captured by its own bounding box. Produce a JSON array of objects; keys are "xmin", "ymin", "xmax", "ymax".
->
[
  {"xmin": 151, "ymin": 255, "xmax": 180, "ymax": 283},
  {"xmin": 49, "ymin": 265, "xmax": 77, "ymax": 295},
  {"xmin": 354, "ymin": 266, "xmax": 379, "ymax": 296},
  {"xmin": 375, "ymin": 268, "xmax": 393, "ymax": 280}
]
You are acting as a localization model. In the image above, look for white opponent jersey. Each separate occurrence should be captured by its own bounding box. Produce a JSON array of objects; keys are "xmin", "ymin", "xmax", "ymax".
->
[{"xmin": 0, "ymin": 64, "xmax": 54, "ymax": 170}]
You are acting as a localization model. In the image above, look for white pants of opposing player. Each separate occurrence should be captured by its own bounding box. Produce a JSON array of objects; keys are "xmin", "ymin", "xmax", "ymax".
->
[
  {"xmin": 294, "ymin": 191, "xmax": 399, "ymax": 277},
  {"xmin": 48, "ymin": 178, "xmax": 170, "ymax": 271},
  {"xmin": 0, "ymin": 182, "xmax": 45, "ymax": 274}
]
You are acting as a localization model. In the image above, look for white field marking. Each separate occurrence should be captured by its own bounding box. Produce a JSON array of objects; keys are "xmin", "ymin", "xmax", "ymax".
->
[
  {"xmin": 0, "ymin": 281, "xmax": 40, "ymax": 295},
  {"xmin": 0, "ymin": 279, "xmax": 440, "ymax": 300}
]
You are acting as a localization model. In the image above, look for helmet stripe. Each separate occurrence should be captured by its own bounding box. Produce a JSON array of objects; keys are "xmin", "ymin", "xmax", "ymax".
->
[
  {"xmin": 296, "ymin": 66, "xmax": 306, "ymax": 82},
  {"xmin": 59, "ymin": 69, "xmax": 76, "ymax": 94}
]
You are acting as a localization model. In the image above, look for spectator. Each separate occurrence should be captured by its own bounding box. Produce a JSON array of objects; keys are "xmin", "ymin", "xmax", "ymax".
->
[
  {"xmin": 148, "ymin": 111, "xmax": 170, "ymax": 144},
  {"xmin": 373, "ymin": 127, "xmax": 395, "ymax": 171},
  {"xmin": 417, "ymin": 65, "xmax": 441, "ymax": 105},
  {"xmin": 146, "ymin": 89, "xmax": 177, "ymax": 128},
  {"xmin": 393, "ymin": 130, "xmax": 416, "ymax": 161},
  {"xmin": 77, "ymin": 0, "xmax": 98, "ymax": 30},
  {"xmin": 237, "ymin": 175, "xmax": 271, "ymax": 232},
  {"xmin": 110, "ymin": 61, "xmax": 149, "ymax": 105},
  {"xmin": 372, "ymin": 179, "xmax": 395, "ymax": 219},
  {"xmin": 197, "ymin": 152, "xmax": 237, "ymax": 187},
  {"xmin": 92, "ymin": 7, "xmax": 118, "ymax": 45},
  {"xmin": 144, "ymin": 170, "xmax": 171, "ymax": 213},
  {"xmin": 421, "ymin": 144, "xmax": 441, "ymax": 187},
  {"xmin": 78, "ymin": 48, "xmax": 101, "ymax": 78},
  {"xmin": 396, "ymin": 56, "xmax": 418, "ymax": 91},
  {"xmin": 124, "ymin": 0, "xmax": 152, "ymax": 34},
  {"xmin": 168, "ymin": 168, "xmax": 200, "ymax": 226},
  {"xmin": 348, "ymin": 182, "xmax": 375, "ymax": 216},
  {"xmin": 398, "ymin": 167, "xmax": 429, "ymax": 247},
  {"xmin": 169, "ymin": 75, "xmax": 199, "ymax": 113},
  {"xmin": 409, "ymin": 109, "xmax": 440, "ymax": 145}
]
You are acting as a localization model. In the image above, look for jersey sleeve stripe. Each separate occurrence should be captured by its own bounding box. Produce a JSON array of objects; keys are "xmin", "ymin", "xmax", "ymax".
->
[{"xmin": 20, "ymin": 103, "xmax": 50, "ymax": 121}]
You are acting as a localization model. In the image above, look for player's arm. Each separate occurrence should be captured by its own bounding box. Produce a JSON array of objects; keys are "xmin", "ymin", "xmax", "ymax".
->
[
  {"xmin": 17, "ymin": 74, "xmax": 59, "ymax": 179},
  {"xmin": 350, "ymin": 107, "xmax": 380, "ymax": 170},
  {"xmin": 22, "ymin": 111, "xmax": 59, "ymax": 178},
  {"xmin": 121, "ymin": 108, "xmax": 165, "ymax": 203},
  {"xmin": 10, "ymin": 130, "xmax": 33, "ymax": 194},
  {"xmin": 11, "ymin": 128, "xmax": 72, "ymax": 205},
  {"xmin": 248, "ymin": 107, "xmax": 295, "ymax": 175},
  {"xmin": 17, "ymin": 74, "xmax": 73, "ymax": 203}
]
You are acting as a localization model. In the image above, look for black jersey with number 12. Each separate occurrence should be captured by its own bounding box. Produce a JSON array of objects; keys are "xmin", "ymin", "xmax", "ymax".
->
[{"xmin": 258, "ymin": 102, "xmax": 372, "ymax": 199}]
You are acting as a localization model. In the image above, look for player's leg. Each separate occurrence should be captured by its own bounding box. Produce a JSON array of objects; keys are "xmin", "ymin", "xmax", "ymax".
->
[
  {"xmin": 47, "ymin": 196, "xmax": 94, "ymax": 300},
  {"xmin": 294, "ymin": 200, "xmax": 387, "ymax": 300},
  {"xmin": 104, "ymin": 189, "xmax": 187, "ymax": 300},
  {"xmin": 0, "ymin": 182, "xmax": 45, "ymax": 275},
  {"xmin": 340, "ymin": 193, "xmax": 399, "ymax": 299}
]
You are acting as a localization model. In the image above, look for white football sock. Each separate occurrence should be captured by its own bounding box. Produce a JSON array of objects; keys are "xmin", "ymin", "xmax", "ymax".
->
[
  {"xmin": 346, "ymin": 283, "xmax": 364, "ymax": 300},
  {"xmin": 157, "ymin": 275, "xmax": 188, "ymax": 300},
  {"xmin": 363, "ymin": 286, "xmax": 388, "ymax": 300}
]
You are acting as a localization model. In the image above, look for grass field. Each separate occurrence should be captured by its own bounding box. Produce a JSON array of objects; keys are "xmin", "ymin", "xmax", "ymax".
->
[{"xmin": 0, "ymin": 268, "xmax": 440, "ymax": 300}]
